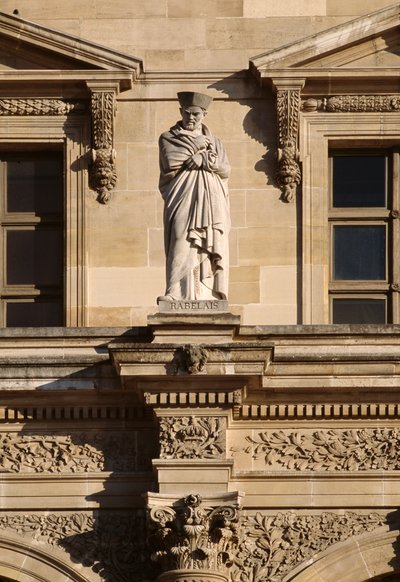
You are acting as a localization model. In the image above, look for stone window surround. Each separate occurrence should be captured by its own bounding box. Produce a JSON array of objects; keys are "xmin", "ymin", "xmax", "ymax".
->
[
  {"xmin": 300, "ymin": 113, "xmax": 400, "ymax": 324},
  {"xmin": 0, "ymin": 114, "xmax": 90, "ymax": 326}
]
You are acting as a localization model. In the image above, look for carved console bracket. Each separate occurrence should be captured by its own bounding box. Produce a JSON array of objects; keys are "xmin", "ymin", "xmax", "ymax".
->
[
  {"xmin": 272, "ymin": 79, "xmax": 305, "ymax": 203},
  {"xmin": 147, "ymin": 492, "xmax": 242, "ymax": 582},
  {"xmin": 303, "ymin": 94, "xmax": 400, "ymax": 112},
  {"xmin": 86, "ymin": 82, "xmax": 118, "ymax": 204}
]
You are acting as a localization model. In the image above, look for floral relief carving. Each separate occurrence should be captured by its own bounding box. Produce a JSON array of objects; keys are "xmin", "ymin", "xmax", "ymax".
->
[
  {"xmin": 148, "ymin": 494, "xmax": 239, "ymax": 576},
  {"xmin": 0, "ymin": 98, "xmax": 84, "ymax": 115},
  {"xmin": 0, "ymin": 510, "xmax": 148, "ymax": 582},
  {"xmin": 90, "ymin": 90, "xmax": 117, "ymax": 204},
  {"xmin": 276, "ymin": 89, "xmax": 302, "ymax": 203},
  {"xmin": 245, "ymin": 428, "xmax": 400, "ymax": 471},
  {"xmin": 159, "ymin": 416, "xmax": 225, "ymax": 459},
  {"xmin": 231, "ymin": 511, "xmax": 386, "ymax": 581},
  {"xmin": 0, "ymin": 432, "xmax": 144, "ymax": 473}
]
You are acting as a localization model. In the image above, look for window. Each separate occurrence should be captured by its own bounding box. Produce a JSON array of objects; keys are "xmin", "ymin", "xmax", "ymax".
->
[
  {"xmin": 329, "ymin": 150, "xmax": 399, "ymax": 324},
  {"xmin": 0, "ymin": 151, "xmax": 64, "ymax": 326}
]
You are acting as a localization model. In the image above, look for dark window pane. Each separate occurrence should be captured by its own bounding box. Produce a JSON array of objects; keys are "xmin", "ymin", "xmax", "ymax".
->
[
  {"xmin": 6, "ymin": 229, "xmax": 63, "ymax": 286},
  {"xmin": 7, "ymin": 155, "xmax": 63, "ymax": 214},
  {"xmin": 332, "ymin": 155, "xmax": 387, "ymax": 207},
  {"xmin": 6, "ymin": 300, "xmax": 63, "ymax": 327},
  {"xmin": 332, "ymin": 298, "xmax": 386, "ymax": 324},
  {"xmin": 333, "ymin": 225, "xmax": 386, "ymax": 280}
]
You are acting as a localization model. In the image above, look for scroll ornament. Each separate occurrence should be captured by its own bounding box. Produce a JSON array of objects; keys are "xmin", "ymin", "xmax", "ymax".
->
[
  {"xmin": 90, "ymin": 91, "xmax": 117, "ymax": 204},
  {"xmin": 148, "ymin": 494, "xmax": 239, "ymax": 577}
]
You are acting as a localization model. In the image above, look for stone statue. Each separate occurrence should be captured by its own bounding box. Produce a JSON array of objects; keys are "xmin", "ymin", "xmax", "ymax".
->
[{"xmin": 157, "ymin": 92, "xmax": 230, "ymax": 303}]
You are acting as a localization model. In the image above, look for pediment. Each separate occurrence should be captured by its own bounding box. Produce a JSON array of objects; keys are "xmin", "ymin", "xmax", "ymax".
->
[
  {"xmin": 0, "ymin": 11, "xmax": 142, "ymax": 90},
  {"xmin": 251, "ymin": 3, "xmax": 400, "ymax": 84}
]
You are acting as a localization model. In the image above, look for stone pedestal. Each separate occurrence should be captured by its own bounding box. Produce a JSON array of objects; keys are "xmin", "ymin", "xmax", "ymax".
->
[{"xmin": 158, "ymin": 569, "xmax": 228, "ymax": 582}]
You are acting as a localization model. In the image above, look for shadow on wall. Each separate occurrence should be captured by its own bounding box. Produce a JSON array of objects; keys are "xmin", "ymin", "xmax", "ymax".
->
[
  {"xmin": 208, "ymin": 72, "xmax": 278, "ymax": 191},
  {"xmin": 0, "ymin": 340, "xmax": 159, "ymax": 582}
]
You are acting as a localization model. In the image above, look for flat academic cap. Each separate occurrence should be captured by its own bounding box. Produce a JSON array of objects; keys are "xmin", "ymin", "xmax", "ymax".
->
[{"xmin": 177, "ymin": 92, "xmax": 213, "ymax": 110}]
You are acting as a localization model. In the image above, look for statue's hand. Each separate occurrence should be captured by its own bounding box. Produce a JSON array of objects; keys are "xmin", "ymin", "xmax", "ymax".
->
[
  {"xmin": 194, "ymin": 135, "xmax": 209, "ymax": 150},
  {"xmin": 185, "ymin": 152, "xmax": 203, "ymax": 170}
]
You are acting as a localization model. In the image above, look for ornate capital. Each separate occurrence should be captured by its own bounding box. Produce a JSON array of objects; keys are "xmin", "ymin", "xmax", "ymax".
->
[
  {"xmin": 273, "ymin": 79, "xmax": 304, "ymax": 203},
  {"xmin": 87, "ymin": 83, "xmax": 118, "ymax": 204},
  {"xmin": 147, "ymin": 494, "xmax": 240, "ymax": 579}
]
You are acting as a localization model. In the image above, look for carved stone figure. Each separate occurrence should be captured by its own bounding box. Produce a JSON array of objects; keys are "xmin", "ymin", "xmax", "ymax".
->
[{"xmin": 158, "ymin": 92, "xmax": 230, "ymax": 303}]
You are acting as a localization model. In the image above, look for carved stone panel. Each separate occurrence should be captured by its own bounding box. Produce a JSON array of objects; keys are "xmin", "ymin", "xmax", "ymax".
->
[
  {"xmin": 240, "ymin": 428, "xmax": 400, "ymax": 471},
  {"xmin": 231, "ymin": 511, "xmax": 387, "ymax": 582},
  {"xmin": 159, "ymin": 417, "xmax": 226, "ymax": 459},
  {"xmin": 0, "ymin": 510, "xmax": 148, "ymax": 582},
  {"xmin": 0, "ymin": 431, "xmax": 155, "ymax": 473}
]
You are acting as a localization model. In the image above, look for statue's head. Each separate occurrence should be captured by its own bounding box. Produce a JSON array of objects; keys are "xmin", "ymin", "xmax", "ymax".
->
[{"xmin": 177, "ymin": 92, "xmax": 213, "ymax": 131}]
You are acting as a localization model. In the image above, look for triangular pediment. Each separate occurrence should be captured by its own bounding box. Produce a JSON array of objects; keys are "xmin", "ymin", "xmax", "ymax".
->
[
  {"xmin": 251, "ymin": 3, "xmax": 400, "ymax": 79},
  {"xmin": 0, "ymin": 11, "xmax": 142, "ymax": 89}
]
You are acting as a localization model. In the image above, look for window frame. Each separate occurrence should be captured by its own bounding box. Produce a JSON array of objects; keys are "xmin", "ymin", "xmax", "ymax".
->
[
  {"xmin": 0, "ymin": 114, "xmax": 89, "ymax": 327},
  {"xmin": 300, "ymin": 113, "xmax": 400, "ymax": 324}
]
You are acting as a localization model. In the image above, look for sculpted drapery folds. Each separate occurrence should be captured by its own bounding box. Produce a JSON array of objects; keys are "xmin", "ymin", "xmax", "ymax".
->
[{"xmin": 158, "ymin": 92, "xmax": 231, "ymax": 302}]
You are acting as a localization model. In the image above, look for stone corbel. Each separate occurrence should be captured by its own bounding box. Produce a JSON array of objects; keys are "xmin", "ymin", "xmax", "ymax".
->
[
  {"xmin": 86, "ymin": 81, "xmax": 118, "ymax": 204},
  {"xmin": 272, "ymin": 79, "xmax": 305, "ymax": 203}
]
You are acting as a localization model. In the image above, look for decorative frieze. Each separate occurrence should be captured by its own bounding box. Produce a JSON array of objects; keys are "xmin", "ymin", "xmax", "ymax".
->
[
  {"xmin": 148, "ymin": 494, "xmax": 239, "ymax": 577},
  {"xmin": 0, "ymin": 510, "xmax": 147, "ymax": 582},
  {"xmin": 0, "ymin": 431, "xmax": 154, "ymax": 473},
  {"xmin": 243, "ymin": 428, "xmax": 400, "ymax": 471},
  {"xmin": 0, "ymin": 98, "xmax": 84, "ymax": 115},
  {"xmin": 89, "ymin": 89, "xmax": 117, "ymax": 204},
  {"xmin": 303, "ymin": 95, "xmax": 400, "ymax": 112},
  {"xmin": 159, "ymin": 416, "xmax": 225, "ymax": 459},
  {"xmin": 274, "ymin": 82, "xmax": 304, "ymax": 203},
  {"xmin": 232, "ymin": 511, "xmax": 386, "ymax": 581}
]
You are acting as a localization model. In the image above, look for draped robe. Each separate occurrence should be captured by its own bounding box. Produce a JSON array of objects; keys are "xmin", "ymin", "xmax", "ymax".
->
[{"xmin": 159, "ymin": 122, "xmax": 230, "ymax": 301}]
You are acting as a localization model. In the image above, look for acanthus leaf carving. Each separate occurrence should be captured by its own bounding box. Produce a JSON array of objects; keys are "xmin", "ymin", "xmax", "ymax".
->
[
  {"xmin": 148, "ymin": 494, "xmax": 239, "ymax": 577},
  {"xmin": 89, "ymin": 90, "xmax": 117, "ymax": 204},
  {"xmin": 243, "ymin": 428, "xmax": 400, "ymax": 471},
  {"xmin": 231, "ymin": 510, "xmax": 386, "ymax": 581},
  {"xmin": 159, "ymin": 416, "xmax": 225, "ymax": 459}
]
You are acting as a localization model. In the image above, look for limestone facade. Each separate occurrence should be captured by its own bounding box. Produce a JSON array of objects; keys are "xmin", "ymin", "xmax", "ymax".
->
[{"xmin": 0, "ymin": 1, "xmax": 398, "ymax": 581}]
